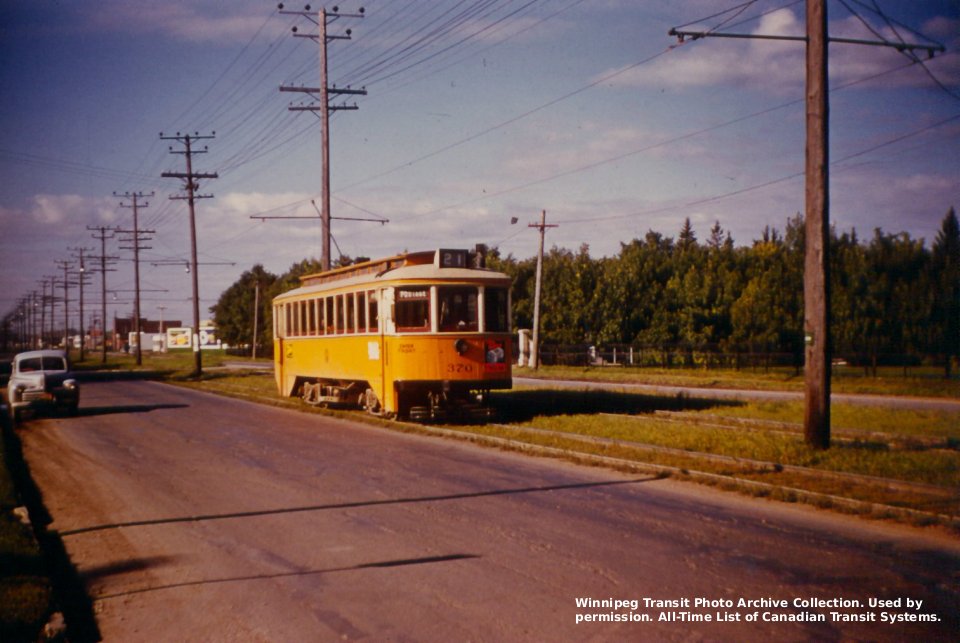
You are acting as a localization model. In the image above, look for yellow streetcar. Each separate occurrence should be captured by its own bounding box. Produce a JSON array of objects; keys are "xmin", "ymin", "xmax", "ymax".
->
[{"xmin": 272, "ymin": 247, "xmax": 512, "ymax": 421}]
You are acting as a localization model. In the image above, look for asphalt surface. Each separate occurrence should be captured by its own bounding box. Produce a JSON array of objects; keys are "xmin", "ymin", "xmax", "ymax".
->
[{"xmin": 18, "ymin": 379, "xmax": 960, "ymax": 641}]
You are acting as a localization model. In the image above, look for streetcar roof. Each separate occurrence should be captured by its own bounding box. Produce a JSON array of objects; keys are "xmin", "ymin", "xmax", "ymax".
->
[{"xmin": 274, "ymin": 251, "xmax": 510, "ymax": 301}]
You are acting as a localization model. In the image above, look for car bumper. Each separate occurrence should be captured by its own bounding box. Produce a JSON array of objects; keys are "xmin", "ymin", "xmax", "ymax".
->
[{"xmin": 10, "ymin": 388, "xmax": 79, "ymax": 409}]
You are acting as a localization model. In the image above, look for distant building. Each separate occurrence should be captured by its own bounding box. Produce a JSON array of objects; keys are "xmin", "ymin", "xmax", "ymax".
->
[{"xmin": 113, "ymin": 316, "xmax": 182, "ymax": 350}]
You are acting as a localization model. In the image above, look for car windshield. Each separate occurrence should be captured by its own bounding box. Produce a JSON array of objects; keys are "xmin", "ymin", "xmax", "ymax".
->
[{"xmin": 19, "ymin": 356, "xmax": 67, "ymax": 372}]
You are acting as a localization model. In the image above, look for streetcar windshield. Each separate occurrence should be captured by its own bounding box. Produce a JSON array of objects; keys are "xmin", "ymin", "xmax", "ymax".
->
[
  {"xmin": 396, "ymin": 287, "xmax": 430, "ymax": 332},
  {"xmin": 438, "ymin": 286, "xmax": 478, "ymax": 332}
]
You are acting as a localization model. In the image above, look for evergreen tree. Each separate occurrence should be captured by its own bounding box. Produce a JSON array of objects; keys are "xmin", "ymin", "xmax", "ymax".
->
[
  {"xmin": 932, "ymin": 207, "xmax": 960, "ymax": 377},
  {"xmin": 214, "ymin": 207, "xmax": 957, "ymax": 371}
]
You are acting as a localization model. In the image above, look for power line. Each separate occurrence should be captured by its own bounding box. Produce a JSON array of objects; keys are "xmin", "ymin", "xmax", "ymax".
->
[{"xmin": 337, "ymin": 44, "xmax": 685, "ymax": 193}]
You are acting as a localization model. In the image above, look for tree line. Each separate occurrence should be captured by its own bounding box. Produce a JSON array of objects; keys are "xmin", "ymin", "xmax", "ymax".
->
[{"xmin": 211, "ymin": 207, "xmax": 959, "ymax": 378}]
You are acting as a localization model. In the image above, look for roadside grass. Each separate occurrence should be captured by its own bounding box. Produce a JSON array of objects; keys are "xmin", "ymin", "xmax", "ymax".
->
[
  {"xmin": 691, "ymin": 399, "xmax": 960, "ymax": 441},
  {"xmin": 0, "ymin": 421, "xmax": 53, "ymax": 639},
  {"xmin": 519, "ymin": 364, "xmax": 960, "ymax": 398},
  {"xmin": 71, "ymin": 349, "xmax": 241, "ymax": 376},
  {"xmin": 493, "ymin": 405, "xmax": 959, "ymax": 488}
]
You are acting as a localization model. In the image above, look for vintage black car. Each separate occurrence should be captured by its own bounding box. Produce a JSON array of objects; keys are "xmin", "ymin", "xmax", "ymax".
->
[{"xmin": 6, "ymin": 350, "xmax": 80, "ymax": 421}]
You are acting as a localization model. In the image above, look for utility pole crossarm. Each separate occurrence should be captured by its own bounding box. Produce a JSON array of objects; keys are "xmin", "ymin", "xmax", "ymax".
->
[
  {"xmin": 161, "ymin": 171, "xmax": 219, "ymax": 179},
  {"xmin": 667, "ymin": 30, "xmax": 945, "ymax": 56},
  {"xmin": 280, "ymin": 85, "xmax": 368, "ymax": 96}
]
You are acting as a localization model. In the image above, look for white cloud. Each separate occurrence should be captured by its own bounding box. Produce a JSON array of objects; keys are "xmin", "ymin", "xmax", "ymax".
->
[
  {"xmin": 29, "ymin": 194, "xmax": 117, "ymax": 225},
  {"xmin": 599, "ymin": 8, "xmax": 959, "ymax": 94},
  {"xmin": 79, "ymin": 1, "xmax": 284, "ymax": 45},
  {"xmin": 601, "ymin": 8, "xmax": 805, "ymax": 93}
]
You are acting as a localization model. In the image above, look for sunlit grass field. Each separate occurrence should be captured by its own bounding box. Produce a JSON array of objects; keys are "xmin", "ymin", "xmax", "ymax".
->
[{"xmin": 517, "ymin": 364, "xmax": 960, "ymax": 398}]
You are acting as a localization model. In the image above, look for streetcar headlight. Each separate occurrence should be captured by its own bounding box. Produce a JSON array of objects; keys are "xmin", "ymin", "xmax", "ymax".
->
[{"xmin": 454, "ymin": 339, "xmax": 469, "ymax": 356}]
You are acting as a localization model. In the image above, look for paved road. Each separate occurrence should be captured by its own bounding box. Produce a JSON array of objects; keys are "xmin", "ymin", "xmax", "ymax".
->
[
  {"xmin": 515, "ymin": 376, "xmax": 960, "ymax": 412},
  {"xmin": 19, "ymin": 380, "xmax": 960, "ymax": 641}
]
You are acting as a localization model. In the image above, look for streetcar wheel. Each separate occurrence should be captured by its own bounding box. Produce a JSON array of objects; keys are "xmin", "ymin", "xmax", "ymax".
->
[{"xmin": 363, "ymin": 389, "xmax": 381, "ymax": 415}]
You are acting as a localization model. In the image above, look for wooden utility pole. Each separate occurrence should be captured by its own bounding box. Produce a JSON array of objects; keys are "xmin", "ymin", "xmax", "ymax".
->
[
  {"xmin": 162, "ymin": 132, "xmax": 218, "ymax": 378},
  {"xmin": 803, "ymin": 0, "xmax": 830, "ymax": 449},
  {"xmin": 252, "ymin": 280, "xmax": 260, "ymax": 360},
  {"xmin": 42, "ymin": 275, "xmax": 55, "ymax": 349},
  {"xmin": 69, "ymin": 247, "xmax": 93, "ymax": 361},
  {"xmin": 115, "ymin": 191, "xmax": 154, "ymax": 367},
  {"xmin": 279, "ymin": 4, "xmax": 366, "ymax": 271},
  {"xmin": 669, "ymin": 3, "xmax": 944, "ymax": 449},
  {"xmin": 38, "ymin": 278, "xmax": 50, "ymax": 348},
  {"xmin": 54, "ymin": 260, "xmax": 73, "ymax": 356},
  {"xmin": 88, "ymin": 226, "xmax": 118, "ymax": 363},
  {"xmin": 529, "ymin": 210, "xmax": 557, "ymax": 370}
]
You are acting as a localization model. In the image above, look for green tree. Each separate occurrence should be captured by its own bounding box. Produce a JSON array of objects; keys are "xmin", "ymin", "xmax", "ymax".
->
[
  {"xmin": 538, "ymin": 244, "xmax": 598, "ymax": 344},
  {"xmin": 210, "ymin": 264, "xmax": 278, "ymax": 355},
  {"xmin": 931, "ymin": 207, "xmax": 960, "ymax": 378},
  {"xmin": 593, "ymin": 233, "xmax": 671, "ymax": 346},
  {"xmin": 487, "ymin": 251, "xmax": 534, "ymax": 333},
  {"xmin": 829, "ymin": 229, "xmax": 870, "ymax": 365},
  {"xmin": 858, "ymin": 230, "xmax": 929, "ymax": 373},
  {"xmin": 730, "ymin": 216, "xmax": 803, "ymax": 364}
]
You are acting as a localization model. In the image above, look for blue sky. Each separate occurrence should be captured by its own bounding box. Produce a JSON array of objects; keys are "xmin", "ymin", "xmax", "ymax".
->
[{"xmin": 1, "ymin": 0, "xmax": 958, "ymax": 328}]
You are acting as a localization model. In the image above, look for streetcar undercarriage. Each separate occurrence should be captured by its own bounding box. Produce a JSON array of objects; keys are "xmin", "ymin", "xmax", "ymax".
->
[{"xmin": 297, "ymin": 378, "xmax": 500, "ymax": 423}]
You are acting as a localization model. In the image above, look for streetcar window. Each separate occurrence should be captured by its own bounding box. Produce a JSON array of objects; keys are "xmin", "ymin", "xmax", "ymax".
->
[
  {"xmin": 346, "ymin": 292, "xmax": 356, "ymax": 334},
  {"xmin": 396, "ymin": 287, "xmax": 430, "ymax": 332},
  {"xmin": 336, "ymin": 294, "xmax": 345, "ymax": 334},
  {"xmin": 438, "ymin": 286, "xmax": 478, "ymax": 332},
  {"xmin": 357, "ymin": 291, "xmax": 367, "ymax": 333},
  {"xmin": 317, "ymin": 297, "xmax": 325, "ymax": 335},
  {"xmin": 307, "ymin": 299, "xmax": 316, "ymax": 335},
  {"xmin": 299, "ymin": 300, "xmax": 308, "ymax": 337},
  {"xmin": 325, "ymin": 297, "xmax": 335, "ymax": 334},
  {"xmin": 484, "ymin": 287, "xmax": 510, "ymax": 333},
  {"xmin": 367, "ymin": 290, "xmax": 378, "ymax": 333}
]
